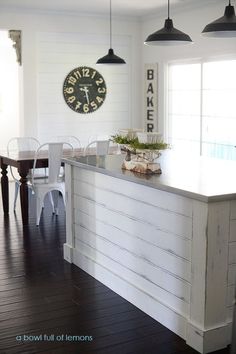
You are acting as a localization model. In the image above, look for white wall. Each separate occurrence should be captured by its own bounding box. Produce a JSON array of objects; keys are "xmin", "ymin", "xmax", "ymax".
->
[
  {"xmin": 141, "ymin": 1, "xmax": 236, "ymax": 139},
  {"xmin": 37, "ymin": 31, "xmax": 132, "ymax": 146},
  {"xmin": 1, "ymin": 2, "xmax": 235, "ymax": 146},
  {"xmin": 0, "ymin": 9, "xmax": 141, "ymax": 145}
]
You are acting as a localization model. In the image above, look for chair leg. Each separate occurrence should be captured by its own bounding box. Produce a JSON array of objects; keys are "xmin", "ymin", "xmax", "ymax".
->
[
  {"xmin": 36, "ymin": 197, "xmax": 44, "ymax": 226},
  {"xmin": 62, "ymin": 191, "xmax": 66, "ymax": 208},
  {"xmin": 49, "ymin": 192, "xmax": 55, "ymax": 214},
  {"xmin": 13, "ymin": 182, "xmax": 20, "ymax": 211},
  {"xmin": 53, "ymin": 191, "xmax": 59, "ymax": 215}
]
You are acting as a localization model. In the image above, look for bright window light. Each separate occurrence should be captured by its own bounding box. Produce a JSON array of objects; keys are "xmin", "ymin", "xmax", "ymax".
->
[{"xmin": 168, "ymin": 59, "xmax": 236, "ymax": 160}]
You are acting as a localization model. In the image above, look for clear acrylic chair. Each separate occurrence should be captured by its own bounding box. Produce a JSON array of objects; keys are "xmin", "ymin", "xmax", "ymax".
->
[
  {"xmin": 84, "ymin": 140, "xmax": 110, "ymax": 156},
  {"xmin": 31, "ymin": 142, "xmax": 73, "ymax": 226},
  {"xmin": 7, "ymin": 137, "xmax": 41, "ymax": 211}
]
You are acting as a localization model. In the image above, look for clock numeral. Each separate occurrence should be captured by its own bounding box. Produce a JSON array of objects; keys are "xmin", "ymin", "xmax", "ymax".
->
[
  {"xmin": 83, "ymin": 104, "xmax": 89, "ymax": 113},
  {"xmin": 68, "ymin": 76, "xmax": 77, "ymax": 86},
  {"xmin": 67, "ymin": 96, "xmax": 76, "ymax": 103},
  {"xmin": 91, "ymin": 71, "xmax": 96, "ymax": 79},
  {"xmin": 74, "ymin": 70, "xmax": 82, "ymax": 79},
  {"xmin": 75, "ymin": 101, "xmax": 82, "ymax": 110},
  {"xmin": 82, "ymin": 68, "xmax": 90, "ymax": 77},
  {"xmin": 96, "ymin": 96, "xmax": 104, "ymax": 104},
  {"xmin": 91, "ymin": 101, "xmax": 98, "ymax": 110},
  {"xmin": 98, "ymin": 87, "xmax": 106, "ymax": 94},
  {"xmin": 64, "ymin": 87, "xmax": 74, "ymax": 94},
  {"xmin": 96, "ymin": 77, "xmax": 104, "ymax": 86}
]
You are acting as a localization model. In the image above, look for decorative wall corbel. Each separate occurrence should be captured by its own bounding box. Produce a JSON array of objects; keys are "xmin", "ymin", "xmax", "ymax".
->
[{"xmin": 8, "ymin": 30, "xmax": 22, "ymax": 66}]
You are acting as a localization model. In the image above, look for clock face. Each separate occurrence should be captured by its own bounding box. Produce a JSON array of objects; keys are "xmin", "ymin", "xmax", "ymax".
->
[{"xmin": 63, "ymin": 66, "xmax": 107, "ymax": 114}]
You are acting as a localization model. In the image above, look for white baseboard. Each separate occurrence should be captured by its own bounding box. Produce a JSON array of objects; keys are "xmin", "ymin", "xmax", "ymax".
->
[
  {"xmin": 63, "ymin": 243, "xmax": 73, "ymax": 263},
  {"xmin": 186, "ymin": 321, "xmax": 231, "ymax": 353}
]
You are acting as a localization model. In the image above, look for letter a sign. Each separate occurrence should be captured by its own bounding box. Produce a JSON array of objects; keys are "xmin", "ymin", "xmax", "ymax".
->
[{"xmin": 144, "ymin": 64, "xmax": 158, "ymax": 132}]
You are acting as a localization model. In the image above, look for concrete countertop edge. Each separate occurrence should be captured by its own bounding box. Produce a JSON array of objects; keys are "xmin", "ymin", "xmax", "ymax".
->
[{"xmin": 62, "ymin": 157, "xmax": 236, "ymax": 203}]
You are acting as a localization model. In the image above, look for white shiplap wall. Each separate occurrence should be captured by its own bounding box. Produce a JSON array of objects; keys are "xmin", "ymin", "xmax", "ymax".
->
[{"xmin": 37, "ymin": 32, "xmax": 132, "ymax": 146}]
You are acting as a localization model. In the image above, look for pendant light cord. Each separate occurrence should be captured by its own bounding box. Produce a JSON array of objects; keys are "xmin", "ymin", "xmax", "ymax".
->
[
  {"xmin": 110, "ymin": 0, "xmax": 112, "ymax": 48},
  {"xmin": 229, "ymin": 0, "xmax": 231, "ymax": 5},
  {"xmin": 168, "ymin": 0, "xmax": 170, "ymax": 19}
]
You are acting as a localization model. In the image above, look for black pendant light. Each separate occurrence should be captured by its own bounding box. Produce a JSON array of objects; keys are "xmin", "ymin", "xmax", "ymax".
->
[
  {"xmin": 202, "ymin": 0, "xmax": 236, "ymax": 38},
  {"xmin": 144, "ymin": 0, "xmax": 192, "ymax": 46},
  {"xmin": 96, "ymin": 0, "xmax": 125, "ymax": 64}
]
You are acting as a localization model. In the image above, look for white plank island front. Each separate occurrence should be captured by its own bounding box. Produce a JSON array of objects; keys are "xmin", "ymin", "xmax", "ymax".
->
[{"xmin": 62, "ymin": 152, "xmax": 236, "ymax": 353}]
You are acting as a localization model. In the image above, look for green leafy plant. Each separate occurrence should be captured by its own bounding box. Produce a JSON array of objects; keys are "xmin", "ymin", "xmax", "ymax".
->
[
  {"xmin": 111, "ymin": 134, "xmax": 137, "ymax": 145},
  {"xmin": 111, "ymin": 134, "xmax": 169, "ymax": 151}
]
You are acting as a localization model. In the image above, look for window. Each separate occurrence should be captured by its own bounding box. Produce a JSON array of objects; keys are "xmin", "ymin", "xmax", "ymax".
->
[{"xmin": 168, "ymin": 59, "xmax": 236, "ymax": 160}]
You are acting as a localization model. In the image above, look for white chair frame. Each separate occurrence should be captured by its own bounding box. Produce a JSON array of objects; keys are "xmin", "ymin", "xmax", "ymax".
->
[
  {"xmin": 84, "ymin": 140, "xmax": 110, "ymax": 156},
  {"xmin": 31, "ymin": 142, "xmax": 73, "ymax": 226},
  {"xmin": 54, "ymin": 136, "xmax": 81, "ymax": 150}
]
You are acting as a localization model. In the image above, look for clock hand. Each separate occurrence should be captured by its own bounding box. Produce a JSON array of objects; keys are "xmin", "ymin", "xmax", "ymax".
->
[{"xmin": 80, "ymin": 87, "xmax": 90, "ymax": 104}]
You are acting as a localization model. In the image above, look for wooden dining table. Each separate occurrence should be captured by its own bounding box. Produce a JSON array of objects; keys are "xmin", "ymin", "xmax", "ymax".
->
[{"xmin": 0, "ymin": 149, "xmax": 82, "ymax": 225}]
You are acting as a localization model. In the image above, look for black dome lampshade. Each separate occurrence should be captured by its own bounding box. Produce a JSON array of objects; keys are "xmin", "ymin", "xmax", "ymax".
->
[
  {"xmin": 144, "ymin": 0, "xmax": 193, "ymax": 46},
  {"xmin": 202, "ymin": 0, "xmax": 236, "ymax": 38},
  {"xmin": 96, "ymin": 0, "xmax": 126, "ymax": 64},
  {"xmin": 97, "ymin": 48, "xmax": 126, "ymax": 64}
]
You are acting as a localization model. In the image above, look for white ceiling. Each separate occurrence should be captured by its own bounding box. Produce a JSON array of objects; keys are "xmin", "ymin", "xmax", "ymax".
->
[{"xmin": 0, "ymin": 0, "xmax": 199, "ymax": 17}]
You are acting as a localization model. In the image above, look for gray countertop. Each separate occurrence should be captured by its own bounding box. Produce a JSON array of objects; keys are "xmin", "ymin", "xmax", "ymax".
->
[{"xmin": 62, "ymin": 151, "xmax": 236, "ymax": 202}]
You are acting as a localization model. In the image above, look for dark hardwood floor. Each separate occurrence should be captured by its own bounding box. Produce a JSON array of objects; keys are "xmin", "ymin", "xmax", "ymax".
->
[{"xmin": 0, "ymin": 183, "xmax": 231, "ymax": 354}]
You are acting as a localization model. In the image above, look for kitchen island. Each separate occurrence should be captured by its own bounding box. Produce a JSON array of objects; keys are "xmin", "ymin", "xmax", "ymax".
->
[{"xmin": 62, "ymin": 152, "xmax": 236, "ymax": 353}]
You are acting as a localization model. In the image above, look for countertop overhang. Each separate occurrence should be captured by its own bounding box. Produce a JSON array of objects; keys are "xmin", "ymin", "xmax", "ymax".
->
[{"xmin": 62, "ymin": 151, "xmax": 236, "ymax": 202}]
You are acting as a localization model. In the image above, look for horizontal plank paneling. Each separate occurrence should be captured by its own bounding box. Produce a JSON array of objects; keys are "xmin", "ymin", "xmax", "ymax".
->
[
  {"xmin": 74, "ymin": 207, "xmax": 191, "ymax": 261},
  {"xmin": 76, "ymin": 213, "xmax": 191, "ymax": 281},
  {"xmin": 38, "ymin": 32, "xmax": 131, "ymax": 47},
  {"xmin": 37, "ymin": 31, "xmax": 132, "ymax": 144},
  {"xmin": 72, "ymin": 248, "xmax": 188, "ymax": 340},
  {"xmin": 73, "ymin": 168, "xmax": 193, "ymax": 218},
  {"xmin": 72, "ymin": 229, "xmax": 190, "ymax": 304},
  {"xmin": 74, "ymin": 234, "xmax": 190, "ymax": 316},
  {"xmin": 74, "ymin": 182, "xmax": 192, "ymax": 239},
  {"xmin": 74, "ymin": 192, "xmax": 191, "ymax": 256},
  {"xmin": 38, "ymin": 102, "xmax": 129, "ymax": 115}
]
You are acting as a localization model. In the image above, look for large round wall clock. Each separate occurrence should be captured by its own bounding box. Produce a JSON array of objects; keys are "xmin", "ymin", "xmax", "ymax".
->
[{"xmin": 63, "ymin": 66, "xmax": 107, "ymax": 114}]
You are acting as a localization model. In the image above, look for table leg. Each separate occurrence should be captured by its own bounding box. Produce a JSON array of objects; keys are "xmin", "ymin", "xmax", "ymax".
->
[
  {"xmin": 0, "ymin": 162, "xmax": 9, "ymax": 214},
  {"xmin": 18, "ymin": 167, "xmax": 29, "ymax": 226}
]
